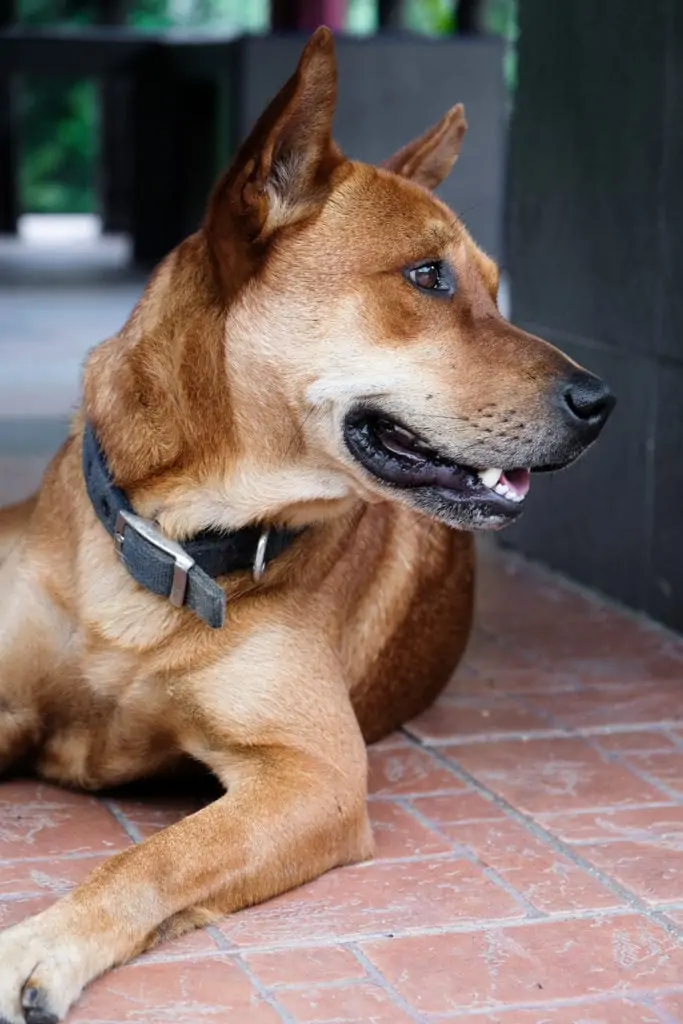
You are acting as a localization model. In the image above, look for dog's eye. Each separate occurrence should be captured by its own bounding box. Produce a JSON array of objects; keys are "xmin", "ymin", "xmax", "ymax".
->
[{"xmin": 405, "ymin": 261, "xmax": 454, "ymax": 297}]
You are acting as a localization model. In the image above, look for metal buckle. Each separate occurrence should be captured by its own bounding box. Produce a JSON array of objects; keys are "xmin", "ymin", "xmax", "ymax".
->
[
  {"xmin": 114, "ymin": 510, "xmax": 195, "ymax": 608},
  {"xmin": 252, "ymin": 527, "xmax": 271, "ymax": 582}
]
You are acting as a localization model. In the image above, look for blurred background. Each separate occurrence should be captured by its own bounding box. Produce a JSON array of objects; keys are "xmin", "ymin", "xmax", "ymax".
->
[{"xmin": 1, "ymin": 0, "xmax": 681, "ymax": 633}]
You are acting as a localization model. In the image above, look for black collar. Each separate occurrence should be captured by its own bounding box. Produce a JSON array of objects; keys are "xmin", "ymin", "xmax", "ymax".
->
[{"xmin": 82, "ymin": 423, "xmax": 301, "ymax": 629}]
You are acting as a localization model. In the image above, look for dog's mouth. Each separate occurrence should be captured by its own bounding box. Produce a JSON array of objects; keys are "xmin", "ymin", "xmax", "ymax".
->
[{"xmin": 343, "ymin": 411, "xmax": 532, "ymax": 520}]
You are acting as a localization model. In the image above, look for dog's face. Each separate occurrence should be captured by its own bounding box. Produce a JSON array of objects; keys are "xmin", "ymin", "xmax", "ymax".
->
[
  {"xmin": 201, "ymin": 29, "xmax": 615, "ymax": 532},
  {"xmin": 88, "ymin": 30, "xmax": 614, "ymax": 536}
]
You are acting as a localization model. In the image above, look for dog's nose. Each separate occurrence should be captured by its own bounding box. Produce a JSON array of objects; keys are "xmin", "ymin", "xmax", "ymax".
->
[{"xmin": 561, "ymin": 372, "xmax": 616, "ymax": 432}]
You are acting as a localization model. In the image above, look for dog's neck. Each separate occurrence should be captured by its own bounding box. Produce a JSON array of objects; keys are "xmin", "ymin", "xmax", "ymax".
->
[{"xmin": 82, "ymin": 234, "xmax": 363, "ymax": 543}]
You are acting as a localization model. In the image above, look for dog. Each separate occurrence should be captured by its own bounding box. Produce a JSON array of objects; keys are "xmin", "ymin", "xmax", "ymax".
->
[{"xmin": 0, "ymin": 28, "xmax": 614, "ymax": 1022}]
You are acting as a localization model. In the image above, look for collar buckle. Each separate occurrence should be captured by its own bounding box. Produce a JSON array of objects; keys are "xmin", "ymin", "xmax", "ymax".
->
[
  {"xmin": 114, "ymin": 510, "xmax": 195, "ymax": 608},
  {"xmin": 252, "ymin": 527, "xmax": 271, "ymax": 582}
]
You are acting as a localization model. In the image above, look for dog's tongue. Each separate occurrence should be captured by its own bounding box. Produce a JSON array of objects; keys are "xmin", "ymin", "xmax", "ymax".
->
[
  {"xmin": 477, "ymin": 467, "xmax": 531, "ymax": 502},
  {"xmin": 501, "ymin": 468, "xmax": 531, "ymax": 498}
]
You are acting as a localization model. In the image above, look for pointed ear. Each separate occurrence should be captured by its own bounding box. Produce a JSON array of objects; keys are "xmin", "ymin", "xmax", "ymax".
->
[
  {"xmin": 382, "ymin": 104, "xmax": 467, "ymax": 190},
  {"xmin": 206, "ymin": 27, "xmax": 342, "ymax": 265}
]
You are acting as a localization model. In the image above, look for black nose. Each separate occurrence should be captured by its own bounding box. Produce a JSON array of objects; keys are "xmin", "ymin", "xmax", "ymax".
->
[{"xmin": 561, "ymin": 372, "xmax": 616, "ymax": 430}]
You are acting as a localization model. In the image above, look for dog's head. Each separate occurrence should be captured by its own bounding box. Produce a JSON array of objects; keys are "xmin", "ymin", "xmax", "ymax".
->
[{"xmin": 86, "ymin": 28, "xmax": 614, "ymax": 535}]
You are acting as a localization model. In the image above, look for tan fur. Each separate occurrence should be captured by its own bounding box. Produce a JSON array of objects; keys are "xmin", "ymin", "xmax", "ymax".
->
[{"xmin": 0, "ymin": 29, "xmax": 610, "ymax": 1022}]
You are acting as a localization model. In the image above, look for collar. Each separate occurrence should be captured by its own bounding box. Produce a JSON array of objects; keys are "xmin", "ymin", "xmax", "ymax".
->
[{"xmin": 82, "ymin": 422, "xmax": 301, "ymax": 629}]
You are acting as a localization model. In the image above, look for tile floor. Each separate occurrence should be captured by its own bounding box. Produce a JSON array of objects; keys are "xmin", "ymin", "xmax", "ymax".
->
[{"xmin": 2, "ymin": 545, "xmax": 683, "ymax": 1023}]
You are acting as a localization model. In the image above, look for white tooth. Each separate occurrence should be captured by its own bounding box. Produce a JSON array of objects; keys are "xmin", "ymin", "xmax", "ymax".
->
[
  {"xmin": 493, "ymin": 480, "xmax": 525, "ymax": 504},
  {"xmin": 478, "ymin": 467, "xmax": 503, "ymax": 489}
]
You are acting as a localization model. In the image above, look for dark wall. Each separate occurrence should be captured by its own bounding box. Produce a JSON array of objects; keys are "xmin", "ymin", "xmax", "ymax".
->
[
  {"xmin": 133, "ymin": 34, "xmax": 506, "ymax": 265},
  {"xmin": 504, "ymin": 0, "xmax": 683, "ymax": 632},
  {"xmin": 235, "ymin": 35, "xmax": 506, "ymax": 260}
]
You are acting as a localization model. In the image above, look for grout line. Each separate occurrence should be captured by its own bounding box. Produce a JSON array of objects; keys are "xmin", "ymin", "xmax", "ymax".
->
[
  {"xmin": 235, "ymin": 955, "xmax": 298, "ymax": 1024},
  {"xmin": 414, "ymin": 720, "xmax": 683, "ymax": 747},
  {"xmin": 368, "ymin": 788, "xmax": 473, "ymax": 801},
  {"xmin": 264, "ymin": 977, "xmax": 371, "ymax": 994},
  {"xmin": 101, "ymin": 799, "xmax": 144, "ymax": 844},
  {"xmin": 664, "ymin": 729, "xmax": 683, "ymax": 752},
  {"xmin": 355, "ymin": 851, "xmax": 463, "ymax": 866},
  {"xmin": 419, "ymin": 986, "xmax": 683, "ymax": 1020},
  {"xmin": 575, "ymin": 731, "xmax": 683, "ymax": 806},
  {"xmin": 348, "ymin": 944, "xmax": 429, "ymax": 1023},
  {"xmin": 395, "ymin": 796, "xmax": 545, "ymax": 920},
  {"xmin": 415, "ymin": 740, "xmax": 683, "ymax": 941},
  {"xmin": 0, "ymin": 850, "xmax": 119, "ymax": 867},
  {"xmin": 640, "ymin": 992, "xmax": 681, "ymax": 1024},
  {"xmin": 502, "ymin": 692, "xmax": 683, "ymax": 808},
  {"xmin": 535, "ymin": 800, "xmax": 678, "ymax": 818},
  {"xmin": 123, "ymin": 906, "xmax": 643, "ymax": 963},
  {"xmin": 206, "ymin": 924, "xmax": 232, "ymax": 952}
]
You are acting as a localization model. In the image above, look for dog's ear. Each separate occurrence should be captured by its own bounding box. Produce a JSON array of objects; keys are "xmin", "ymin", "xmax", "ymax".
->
[
  {"xmin": 206, "ymin": 27, "xmax": 342, "ymax": 282},
  {"xmin": 382, "ymin": 104, "xmax": 467, "ymax": 190}
]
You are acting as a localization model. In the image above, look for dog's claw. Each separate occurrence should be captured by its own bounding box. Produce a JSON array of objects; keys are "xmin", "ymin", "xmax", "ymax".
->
[
  {"xmin": 22, "ymin": 986, "xmax": 59, "ymax": 1024},
  {"xmin": 23, "ymin": 989, "xmax": 59, "ymax": 1024}
]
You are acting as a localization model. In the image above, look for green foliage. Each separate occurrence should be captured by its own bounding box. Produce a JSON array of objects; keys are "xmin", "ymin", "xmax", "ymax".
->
[{"xmin": 19, "ymin": 78, "xmax": 97, "ymax": 213}]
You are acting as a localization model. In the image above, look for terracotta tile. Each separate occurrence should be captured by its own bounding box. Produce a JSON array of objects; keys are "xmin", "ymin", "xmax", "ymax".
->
[
  {"xmin": 367, "ymin": 745, "xmax": 464, "ymax": 796},
  {"xmin": 368, "ymin": 801, "xmax": 451, "ymax": 859},
  {"xmin": 406, "ymin": 695, "xmax": 548, "ymax": 744},
  {"xmin": 0, "ymin": 853, "xmax": 110, "ymax": 898},
  {"xmin": 218, "ymin": 859, "xmax": 524, "ymax": 948},
  {"xmin": 362, "ymin": 916, "xmax": 683, "ymax": 1014},
  {"xmin": 409, "ymin": 791, "xmax": 507, "ymax": 829},
  {"xmin": 656, "ymin": 992, "xmax": 683, "ymax": 1019},
  {"xmin": 531, "ymin": 650, "xmax": 683, "ymax": 686},
  {"xmin": 448, "ymin": 667, "xmax": 580, "ymax": 696},
  {"xmin": 444, "ymin": 737, "xmax": 663, "ymax": 812},
  {"xmin": 538, "ymin": 805, "xmax": 683, "ymax": 845},
  {"xmin": 458, "ymin": 642, "xmax": 543, "ymax": 679},
  {"xmin": 529, "ymin": 685, "xmax": 683, "ymax": 730},
  {"xmin": 71, "ymin": 958, "xmax": 280, "ymax": 1023},
  {"xmin": 578, "ymin": 841, "xmax": 683, "ymax": 905},
  {"xmin": 434, "ymin": 817, "xmax": 619, "ymax": 913},
  {"xmin": 0, "ymin": 781, "xmax": 132, "ymax": 859},
  {"xmin": 275, "ymin": 981, "xmax": 414, "ymax": 1023},
  {"xmin": 621, "ymin": 750, "xmax": 683, "ymax": 797},
  {"xmin": 593, "ymin": 731, "xmax": 677, "ymax": 754},
  {"xmin": 244, "ymin": 947, "xmax": 365, "ymax": 987},
  {"xmin": 447, "ymin": 660, "xmax": 483, "ymax": 685},
  {"xmin": 453, "ymin": 1003, "xmax": 662, "ymax": 1023}
]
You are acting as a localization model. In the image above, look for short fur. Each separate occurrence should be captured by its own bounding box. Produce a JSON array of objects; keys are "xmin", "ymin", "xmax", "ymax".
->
[{"xmin": 0, "ymin": 30, "xmax": 611, "ymax": 1022}]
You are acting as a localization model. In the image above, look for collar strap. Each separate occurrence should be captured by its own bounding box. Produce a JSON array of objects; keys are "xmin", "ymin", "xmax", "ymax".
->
[{"xmin": 82, "ymin": 423, "xmax": 301, "ymax": 629}]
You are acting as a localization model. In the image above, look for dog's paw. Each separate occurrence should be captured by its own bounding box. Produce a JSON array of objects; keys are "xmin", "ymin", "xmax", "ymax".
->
[{"xmin": 0, "ymin": 915, "xmax": 88, "ymax": 1024}]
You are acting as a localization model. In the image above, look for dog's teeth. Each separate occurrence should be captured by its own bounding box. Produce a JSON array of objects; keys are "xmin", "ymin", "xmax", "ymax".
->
[
  {"xmin": 477, "ymin": 467, "xmax": 502, "ymax": 489},
  {"xmin": 493, "ymin": 480, "xmax": 525, "ymax": 503}
]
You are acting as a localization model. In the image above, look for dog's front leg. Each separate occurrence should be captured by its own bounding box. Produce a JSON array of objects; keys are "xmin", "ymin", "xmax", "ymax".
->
[{"xmin": 0, "ymin": 641, "xmax": 372, "ymax": 1023}]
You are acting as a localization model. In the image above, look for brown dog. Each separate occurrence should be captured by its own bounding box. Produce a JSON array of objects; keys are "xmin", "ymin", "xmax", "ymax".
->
[{"xmin": 0, "ymin": 28, "xmax": 614, "ymax": 1022}]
